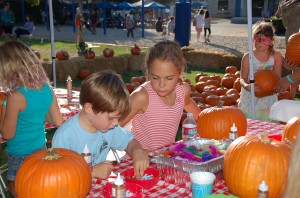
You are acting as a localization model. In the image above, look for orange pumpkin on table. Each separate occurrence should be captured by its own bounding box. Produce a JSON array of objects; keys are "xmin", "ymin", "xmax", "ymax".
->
[
  {"xmin": 285, "ymin": 32, "xmax": 300, "ymax": 66},
  {"xmin": 283, "ymin": 115, "xmax": 300, "ymax": 143},
  {"xmin": 197, "ymin": 102, "xmax": 247, "ymax": 140},
  {"xmin": 254, "ymin": 70, "xmax": 280, "ymax": 98},
  {"xmin": 224, "ymin": 134, "xmax": 292, "ymax": 198},
  {"xmin": 15, "ymin": 148, "xmax": 92, "ymax": 198}
]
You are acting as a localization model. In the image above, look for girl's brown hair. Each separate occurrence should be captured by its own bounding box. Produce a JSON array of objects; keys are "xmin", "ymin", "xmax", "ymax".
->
[
  {"xmin": 145, "ymin": 40, "xmax": 186, "ymax": 81},
  {"xmin": 252, "ymin": 21, "xmax": 275, "ymax": 54},
  {"xmin": 79, "ymin": 70, "xmax": 130, "ymax": 119},
  {"xmin": 0, "ymin": 41, "xmax": 49, "ymax": 91}
]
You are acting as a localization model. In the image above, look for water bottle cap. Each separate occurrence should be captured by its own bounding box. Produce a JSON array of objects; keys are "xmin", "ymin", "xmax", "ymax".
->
[
  {"xmin": 231, "ymin": 123, "xmax": 237, "ymax": 132},
  {"xmin": 259, "ymin": 180, "xmax": 268, "ymax": 191}
]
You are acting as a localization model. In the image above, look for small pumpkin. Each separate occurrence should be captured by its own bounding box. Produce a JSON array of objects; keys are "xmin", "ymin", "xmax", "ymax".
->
[
  {"xmin": 103, "ymin": 48, "xmax": 114, "ymax": 58},
  {"xmin": 84, "ymin": 48, "xmax": 95, "ymax": 59},
  {"xmin": 131, "ymin": 44, "xmax": 141, "ymax": 55},
  {"xmin": 224, "ymin": 134, "xmax": 292, "ymax": 198},
  {"xmin": 78, "ymin": 68, "xmax": 91, "ymax": 79},
  {"xmin": 254, "ymin": 70, "xmax": 280, "ymax": 98},
  {"xmin": 197, "ymin": 102, "xmax": 247, "ymax": 140},
  {"xmin": 285, "ymin": 32, "xmax": 300, "ymax": 66},
  {"xmin": 15, "ymin": 148, "xmax": 92, "ymax": 198},
  {"xmin": 56, "ymin": 50, "xmax": 69, "ymax": 60},
  {"xmin": 225, "ymin": 66, "xmax": 238, "ymax": 74},
  {"xmin": 283, "ymin": 115, "xmax": 300, "ymax": 143}
]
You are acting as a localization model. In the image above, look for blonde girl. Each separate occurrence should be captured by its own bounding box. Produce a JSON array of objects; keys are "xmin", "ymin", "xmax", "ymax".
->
[
  {"xmin": 0, "ymin": 41, "xmax": 63, "ymax": 197},
  {"xmin": 120, "ymin": 41, "xmax": 200, "ymax": 152},
  {"xmin": 238, "ymin": 21, "xmax": 282, "ymax": 121}
]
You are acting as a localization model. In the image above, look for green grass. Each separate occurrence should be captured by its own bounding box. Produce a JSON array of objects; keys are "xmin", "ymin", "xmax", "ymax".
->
[{"xmin": 0, "ymin": 37, "xmax": 143, "ymax": 61}]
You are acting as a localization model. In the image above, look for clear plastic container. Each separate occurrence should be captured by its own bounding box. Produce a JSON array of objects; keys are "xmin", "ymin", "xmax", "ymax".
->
[{"xmin": 182, "ymin": 113, "xmax": 197, "ymax": 141}]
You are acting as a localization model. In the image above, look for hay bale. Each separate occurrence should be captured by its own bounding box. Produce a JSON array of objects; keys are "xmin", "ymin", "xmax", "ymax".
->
[{"xmin": 127, "ymin": 53, "xmax": 145, "ymax": 71}]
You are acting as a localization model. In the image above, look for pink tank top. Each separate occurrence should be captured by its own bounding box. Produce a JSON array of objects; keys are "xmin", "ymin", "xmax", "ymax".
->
[{"xmin": 131, "ymin": 81, "xmax": 185, "ymax": 151}]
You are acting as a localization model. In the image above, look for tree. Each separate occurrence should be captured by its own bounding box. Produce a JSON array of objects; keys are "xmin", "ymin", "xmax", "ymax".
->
[{"xmin": 26, "ymin": 0, "xmax": 40, "ymax": 6}]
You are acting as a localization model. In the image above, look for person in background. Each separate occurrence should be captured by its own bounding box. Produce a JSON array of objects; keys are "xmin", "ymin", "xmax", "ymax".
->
[
  {"xmin": 0, "ymin": 2, "xmax": 15, "ymax": 40},
  {"xmin": 14, "ymin": 14, "xmax": 34, "ymax": 39},
  {"xmin": 75, "ymin": 7, "xmax": 84, "ymax": 43},
  {"xmin": 194, "ymin": 9, "xmax": 204, "ymax": 42},
  {"xmin": 155, "ymin": 16, "xmax": 163, "ymax": 33},
  {"xmin": 52, "ymin": 70, "xmax": 149, "ymax": 180},
  {"xmin": 119, "ymin": 41, "xmax": 200, "ymax": 153},
  {"xmin": 167, "ymin": 16, "xmax": 175, "ymax": 36},
  {"xmin": 204, "ymin": 10, "xmax": 211, "ymax": 44},
  {"xmin": 40, "ymin": 9, "xmax": 46, "ymax": 24},
  {"xmin": 0, "ymin": 41, "xmax": 63, "ymax": 198},
  {"xmin": 126, "ymin": 14, "xmax": 135, "ymax": 38},
  {"xmin": 90, "ymin": 9, "xmax": 98, "ymax": 35},
  {"xmin": 238, "ymin": 21, "xmax": 282, "ymax": 121}
]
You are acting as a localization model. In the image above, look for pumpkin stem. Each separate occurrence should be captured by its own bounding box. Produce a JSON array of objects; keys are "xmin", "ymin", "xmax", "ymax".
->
[
  {"xmin": 217, "ymin": 100, "xmax": 224, "ymax": 108},
  {"xmin": 43, "ymin": 148, "xmax": 61, "ymax": 160},
  {"xmin": 260, "ymin": 132, "xmax": 271, "ymax": 144}
]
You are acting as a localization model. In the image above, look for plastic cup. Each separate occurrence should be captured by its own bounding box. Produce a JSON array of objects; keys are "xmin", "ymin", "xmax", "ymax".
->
[{"xmin": 190, "ymin": 171, "xmax": 216, "ymax": 198}]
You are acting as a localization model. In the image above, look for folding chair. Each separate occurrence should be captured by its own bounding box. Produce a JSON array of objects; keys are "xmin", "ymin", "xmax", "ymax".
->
[
  {"xmin": 21, "ymin": 26, "xmax": 35, "ymax": 46},
  {"xmin": 269, "ymin": 100, "xmax": 300, "ymax": 123},
  {"xmin": 0, "ymin": 168, "xmax": 7, "ymax": 198}
]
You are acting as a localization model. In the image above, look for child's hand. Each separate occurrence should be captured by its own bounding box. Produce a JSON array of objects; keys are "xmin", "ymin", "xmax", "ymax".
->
[
  {"xmin": 283, "ymin": 59, "xmax": 299, "ymax": 71},
  {"xmin": 132, "ymin": 149, "xmax": 149, "ymax": 179},
  {"xmin": 92, "ymin": 161, "xmax": 114, "ymax": 179}
]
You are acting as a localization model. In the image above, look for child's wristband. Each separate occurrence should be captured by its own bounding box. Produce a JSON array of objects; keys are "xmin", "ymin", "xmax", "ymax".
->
[
  {"xmin": 286, "ymin": 75, "xmax": 295, "ymax": 84},
  {"xmin": 1, "ymin": 100, "xmax": 7, "ymax": 106}
]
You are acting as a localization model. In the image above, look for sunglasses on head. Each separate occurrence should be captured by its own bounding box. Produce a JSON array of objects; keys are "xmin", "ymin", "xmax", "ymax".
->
[{"xmin": 254, "ymin": 34, "xmax": 272, "ymax": 46}]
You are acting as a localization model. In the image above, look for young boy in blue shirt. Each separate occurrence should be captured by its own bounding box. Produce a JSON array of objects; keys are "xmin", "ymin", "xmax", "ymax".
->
[{"xmin": 52, "ymin": 70, "xmax": 149, "ymax": 179}]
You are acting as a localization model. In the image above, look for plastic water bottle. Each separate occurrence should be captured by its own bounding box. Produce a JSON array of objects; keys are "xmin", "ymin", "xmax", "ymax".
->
[{"xmin": 182, "ymin": 113, "xmax": 197, "ymax": 141}]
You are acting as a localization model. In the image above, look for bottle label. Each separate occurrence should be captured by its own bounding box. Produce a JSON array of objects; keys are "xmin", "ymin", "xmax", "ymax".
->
[
  {"xmin": 182, "ymin": 124, "xmax": 197, "ymax": 137},
  {"xmin": 229, "ymin": 132, "xmax": 238, "ymax": 141}
]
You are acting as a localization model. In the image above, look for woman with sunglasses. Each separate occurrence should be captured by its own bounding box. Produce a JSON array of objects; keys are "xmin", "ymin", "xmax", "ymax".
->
[{"xmin": 238, "ymin": 21, "xmax": 283, "ymax": 121}]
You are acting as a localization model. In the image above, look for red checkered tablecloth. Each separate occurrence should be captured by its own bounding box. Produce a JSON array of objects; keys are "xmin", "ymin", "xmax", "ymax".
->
[{"xmin": 87, "ymin": 119, "xmax": 285, "ymax": 197}]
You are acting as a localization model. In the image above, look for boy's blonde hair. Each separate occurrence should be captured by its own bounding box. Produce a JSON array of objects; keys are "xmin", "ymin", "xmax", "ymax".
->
[
  {"xmin": 145, "ymin": 40, "xmax": 186, "ymax": 81},
  {"xmin": 80, "ymin": 70, "xmax": 130, "ymax": 119},
  {"xmin": 0, "ymin": 41, "xmax": 49, "ymax": 91}
]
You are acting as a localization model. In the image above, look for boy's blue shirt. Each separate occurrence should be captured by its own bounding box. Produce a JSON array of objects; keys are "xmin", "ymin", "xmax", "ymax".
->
[{"xmin": 52, "ymin": 114, "xmax": 134, "ymax": 166}]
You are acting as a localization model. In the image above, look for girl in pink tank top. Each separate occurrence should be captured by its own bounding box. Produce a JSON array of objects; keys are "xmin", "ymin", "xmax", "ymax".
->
[{"xmin": 120, "ymin": 41, "xmax": 201, "ymax": 152}]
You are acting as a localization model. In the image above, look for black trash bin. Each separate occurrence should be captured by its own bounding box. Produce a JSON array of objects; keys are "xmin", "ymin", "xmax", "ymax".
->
[{"xmin": 175, "ymin": 2, "xmax": 192, "ymax": 47}]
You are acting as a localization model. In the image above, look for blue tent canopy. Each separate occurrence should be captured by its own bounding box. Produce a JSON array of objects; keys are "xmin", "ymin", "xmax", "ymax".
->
[
  {"xmin": 191, "ymin": 2, "xmax": 203, "ymax": 7},
  {"xmin": 144, "ymin": 2, "xmax": 166, "ymax": 9},
  {"xmin": 116, "ymin": 2, "xmax": 138, "ymax": 9}
]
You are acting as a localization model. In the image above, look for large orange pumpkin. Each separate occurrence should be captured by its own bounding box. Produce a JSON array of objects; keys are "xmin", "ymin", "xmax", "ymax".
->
[
  {"xmin": 197, "ymin": 104, "xmax": 247, "ymax": 139},
  {"xmin": 56, "ymin": 50, "xmax": 70, "ymax": 60},
  {"xmin": 15, "ymin": 148, "xmax": 92, "ymax": 198},
  {"xmin": 285, "ymin": 32, "xmax": 300, "ymax": 66},
  {"xmin": 283, "ymin": 115, "xmax": 300, "ymax": 143},
  {"xmin": 224, "ymin": 135, "xmax": 292, "ymax": 198},
  {"xmin": 254, "ymin": 70, "xmax": 280, "ymax": 98}
]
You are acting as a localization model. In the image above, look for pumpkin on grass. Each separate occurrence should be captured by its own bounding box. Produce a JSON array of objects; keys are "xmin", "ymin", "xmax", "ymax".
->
[
  {"xmin": 15, "ymin": 148, "xmax": 92, "ymax": 198},
  {"xmin": 224, "ymin": 134, "xmax": 292, "ymax": 198},
  {"xmin": 197, "ymin": 101, "xmax": 247, "ymax": 140},
  {"xmin": 283, "ymin": 115, "xmax": 300, "ymax": 143}
]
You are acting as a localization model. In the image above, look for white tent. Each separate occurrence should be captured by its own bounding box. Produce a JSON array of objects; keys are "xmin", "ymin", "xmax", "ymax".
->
[
  {"xmin": 48, "ymin": 0, "xmax": 57, "ymax": 88},
  {"xmin": 247, "ymin": 0, "xmax": 256, "ymax": 118}
]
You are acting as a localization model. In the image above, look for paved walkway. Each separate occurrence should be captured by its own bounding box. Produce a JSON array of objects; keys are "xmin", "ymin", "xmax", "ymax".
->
[{"xmin": 32, "ymin": 18, "xmax": 286, "ymax": 57}]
